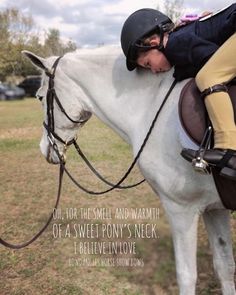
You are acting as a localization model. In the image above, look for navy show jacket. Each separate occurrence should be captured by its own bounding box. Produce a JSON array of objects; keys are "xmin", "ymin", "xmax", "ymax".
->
[{"xmin": 164, "ymin": 3, "xmax": 236, "ymax": 81}]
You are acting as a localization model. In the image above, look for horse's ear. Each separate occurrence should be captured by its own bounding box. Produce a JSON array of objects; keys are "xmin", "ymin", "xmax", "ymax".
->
[{"xmin": 22, "ymin": 50, "xmax": 47, "ymax": 71}]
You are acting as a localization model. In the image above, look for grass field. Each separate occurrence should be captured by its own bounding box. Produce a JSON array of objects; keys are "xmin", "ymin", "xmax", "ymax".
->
[{"xmin": 0, "ymin": 98, "xmax": 235, "ymax": 295}]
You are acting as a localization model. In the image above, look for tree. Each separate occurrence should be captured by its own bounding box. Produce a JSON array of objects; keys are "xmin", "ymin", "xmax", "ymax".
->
[
  {"xmin": 64, "ymin": 39, "xmax": 77, "ymax": 54},
  {"xmin": 0, "ymin": 8, "xmax": 78, "ymax": 81},
  {"xmin": 0, "ymin": 8, "xmax": 35, "ymax": 80},
  {"xmin": 44, "ymin": 29, "xmax": 77, "ymax": 56},
  {"xmin": 0, "ymin": 8, "xmax": 38, "ymax": 80},
  {"xmin": 157, "ymin": 0, "xmax": 184, "ymax": 22},
  {"xmin": 44, "ymin": 28, "xmax": 62, "ymax": 56}
]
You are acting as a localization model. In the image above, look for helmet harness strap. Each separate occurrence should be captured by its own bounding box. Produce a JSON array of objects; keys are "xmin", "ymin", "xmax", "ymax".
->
[{"xmin": 134, "ymin": 25, "xmax": 165, "ymax": 54}]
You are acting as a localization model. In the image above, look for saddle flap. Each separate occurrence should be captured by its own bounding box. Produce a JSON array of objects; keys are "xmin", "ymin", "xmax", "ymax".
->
[
  {"xmin": 179, "ymin": 79, "xmax": 236, "ymax": 145},
  {"xmin": 179, "ymin": 79, "xmax": 207, "ymax": 145},
  {"xmin": 179, "ymin": 79, "xmax": 236, "ymax": 210}
]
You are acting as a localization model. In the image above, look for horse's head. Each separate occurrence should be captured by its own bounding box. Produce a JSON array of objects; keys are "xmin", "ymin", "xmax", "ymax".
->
[{"xmin": 23, "ymin": 51, "xmax": 92, "ymax": 164}]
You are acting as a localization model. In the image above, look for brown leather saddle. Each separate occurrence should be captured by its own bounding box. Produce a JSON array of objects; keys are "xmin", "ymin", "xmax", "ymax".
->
[
  {"xmin": 179, "ymin": 78, "xmax": 236, "ymax": 145},
  {"xmin": 179, "ymin": 79, "xmax": 236, "ymax": 210}
]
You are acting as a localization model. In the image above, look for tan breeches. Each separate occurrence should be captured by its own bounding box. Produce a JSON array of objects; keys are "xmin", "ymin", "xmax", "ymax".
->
[{"xmin": 196, "ymin": 33, "xmax": 236, "ymax": 149}]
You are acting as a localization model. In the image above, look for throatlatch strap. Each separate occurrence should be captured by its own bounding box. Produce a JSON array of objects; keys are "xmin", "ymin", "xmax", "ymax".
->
[{"xmin": 201, "ymin": 83, "xmax": 228, "ymax": 98}]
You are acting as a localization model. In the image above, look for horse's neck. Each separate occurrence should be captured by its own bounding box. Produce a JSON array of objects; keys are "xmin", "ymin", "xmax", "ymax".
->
[{"xmin": 63, "ymin": 47, "xmax": 180, "ymax": 146}]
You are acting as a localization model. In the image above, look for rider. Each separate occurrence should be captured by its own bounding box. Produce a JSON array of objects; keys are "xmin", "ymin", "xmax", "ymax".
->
[{"xmin": 120, "ymin": 4, "xmax": 236, "ymax": 180}]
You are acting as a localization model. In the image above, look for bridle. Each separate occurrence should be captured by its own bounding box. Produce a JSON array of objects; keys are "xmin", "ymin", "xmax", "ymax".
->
[
  {"xmin": 43, "ymin": 56, "xmax": 89, "ymax": 162},
  {"xmin": 0, "ymin": 56, "xmax": 87, "ymax": 250},
  {"xmin": 42, "ymin": 56, "xmax": 146, "ymax": 192},
  {"xmin": 0, "ymin": 55, "xmax": 177, "ymax": 249}
]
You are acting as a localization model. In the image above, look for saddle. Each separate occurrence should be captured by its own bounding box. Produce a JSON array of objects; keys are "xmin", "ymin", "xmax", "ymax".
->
[
  {"xmin": 179, "ymin": 79, "xmax": 236, "ymax": 145},
  {"xmin": 179, "ymin": 79, "xmax": 236, "ymax": 210}
]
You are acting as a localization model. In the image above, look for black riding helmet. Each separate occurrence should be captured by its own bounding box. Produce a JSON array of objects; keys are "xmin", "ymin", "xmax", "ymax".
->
[{"xmin": 121, "ymin": 8, "xmax": 174, "ymax": 71}]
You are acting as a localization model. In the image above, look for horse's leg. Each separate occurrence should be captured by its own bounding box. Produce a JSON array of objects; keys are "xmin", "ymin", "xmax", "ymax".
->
[
  {"xmin": 202, "ymin": 209, "xmax": 236, "ymax": 295},
  {"xmin": 164, "ymin": 203, "xmax": 199, "ymax": 295}
]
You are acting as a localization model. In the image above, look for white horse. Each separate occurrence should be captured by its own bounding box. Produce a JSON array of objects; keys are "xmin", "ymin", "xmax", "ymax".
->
[{"xmin": 24, "ymin": 46, "xmax": 235, "ymax": 295}]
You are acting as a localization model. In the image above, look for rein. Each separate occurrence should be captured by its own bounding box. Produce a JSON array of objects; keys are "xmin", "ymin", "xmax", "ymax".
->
[
  {"xmin": 73, "ymin": 140, "xmax": 146, "ymax": 190},
  {"xmin": 0, "ymin": 56, "xmax": 177, "ymax": 249},
  {"xmin": 0, "ymin": 164, "xmax": 65, "ymax": 249},
  {"xmin": 65, "ymin": 77, "xmax": 177, "ymax": 195}
]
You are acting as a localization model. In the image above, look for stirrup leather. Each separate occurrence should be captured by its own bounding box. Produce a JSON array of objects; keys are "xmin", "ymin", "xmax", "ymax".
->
[
  {"xmin": 192, "ymin": 126, "xmax": 212, "ymax": 174},
  {"xmin": 201, "ymin": 83, "xmax": 228, "ymax": 98}
]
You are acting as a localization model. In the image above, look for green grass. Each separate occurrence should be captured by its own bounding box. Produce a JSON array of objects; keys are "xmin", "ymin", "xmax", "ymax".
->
[
  {"xmin": 0, "ymin": 99, "xmax": 42, "ymax": 128},
  {"xmin": 0, "ymin": 138, "xmax": 38, "ymax": 151},
  {"xmin": 0, "ymin": 99, "xmax": 235, "ymax": 295}
]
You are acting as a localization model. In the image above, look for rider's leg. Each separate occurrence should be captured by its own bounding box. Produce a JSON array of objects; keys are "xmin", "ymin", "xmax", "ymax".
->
[
  {"xmin": 182, "ymin": 33, "xmax": 236, "ymax": 179},
  {"xmin": 196, "ymin": 33, "xmax": 236, "ymax": 150}
]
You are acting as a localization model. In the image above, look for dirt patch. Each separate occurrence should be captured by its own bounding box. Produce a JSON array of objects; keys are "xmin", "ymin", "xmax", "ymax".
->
[{"xmin": 0, "ymin": 126, "xmax": 41, "ymax": 139}]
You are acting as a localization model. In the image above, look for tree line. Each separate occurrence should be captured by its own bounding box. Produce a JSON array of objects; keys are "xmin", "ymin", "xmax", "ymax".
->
[
  {"xmin": 0, "ymin": 8, "xmax": 77, "ymax": 81},
  {"xmin": 0, "ymin": 2, "xmax": 184, "ymax": 81}
]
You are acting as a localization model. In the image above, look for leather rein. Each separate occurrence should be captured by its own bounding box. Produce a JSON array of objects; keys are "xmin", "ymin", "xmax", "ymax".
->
[{"xmin": 0, "ymin": 56, "xmax": 177, "ymax": 249}]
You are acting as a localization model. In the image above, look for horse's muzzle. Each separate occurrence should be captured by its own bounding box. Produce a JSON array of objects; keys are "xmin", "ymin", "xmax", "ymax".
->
[{"xmin": 40, "ymin": 136, "xmax": 66, "ymax": 164}]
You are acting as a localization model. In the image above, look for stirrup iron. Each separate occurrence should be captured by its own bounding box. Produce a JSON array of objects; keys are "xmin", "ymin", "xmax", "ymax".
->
[{"xmin": 192, "ymin": 126, "xmax": 212, "ymax": 174}]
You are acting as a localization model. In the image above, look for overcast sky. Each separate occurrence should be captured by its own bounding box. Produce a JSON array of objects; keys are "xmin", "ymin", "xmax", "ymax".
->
[{"xmin": 0, "ymin": 0, "xmax": 234, "ymax": 47}]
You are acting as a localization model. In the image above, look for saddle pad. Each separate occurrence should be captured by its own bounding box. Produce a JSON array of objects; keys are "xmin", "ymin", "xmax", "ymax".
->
[{"xmin": 179, "ymin": 78, "xmax": 236, "ymax": 210}]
